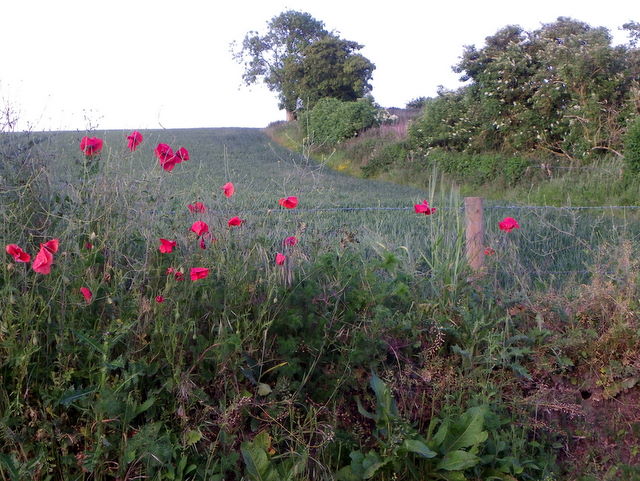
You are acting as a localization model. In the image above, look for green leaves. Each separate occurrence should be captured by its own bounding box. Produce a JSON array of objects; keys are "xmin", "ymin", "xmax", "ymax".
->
[
  {"xmin": 437, "ymin": 406, "xmax": 489, "ymax": 452},
  {"xmin": 340, "ymin": 374, "xmax": 489, "ymax": 480},
  {"xmin": 233, "ymin": 10, "xmax": 374, "ymax": 112},
  {"xmin": 241, "ymin": 432, "xmax": 278, "ymax": 481},
  {"xmin": 241, "ymin": 432, "xmax": 308, "ymax": 481},
  {"xmin": 401, "ymin": 439, "xmax": 437, "ymax": 459},
  {"xmin": 301, "ymin": 97, "xmax": 379, "ymax": 145},
  {"xmin": 436, "ymin": 450, "xmax": 480, "ymax": 471}
]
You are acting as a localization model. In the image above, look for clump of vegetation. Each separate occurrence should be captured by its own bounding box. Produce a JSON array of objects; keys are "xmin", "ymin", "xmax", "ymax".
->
[
  {"xmin": 624, "ymin": 115, "xmax": 640, "ymax": 174},
  {"xmin": 361, "ymin": 141, "xmax": 408, "ymax": 177},
  {"xmin": 300, "ymin": 97, "xmax": 379, "ymax": 146},
  {"xmin": 409, "ymin": 18, "xmax": 639, "ymax": 161}
]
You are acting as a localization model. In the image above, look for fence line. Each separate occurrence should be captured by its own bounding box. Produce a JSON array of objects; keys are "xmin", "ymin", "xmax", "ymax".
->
[{"xmin": 249, "ymin": 204, "xmax": 640, "ymax": 213}]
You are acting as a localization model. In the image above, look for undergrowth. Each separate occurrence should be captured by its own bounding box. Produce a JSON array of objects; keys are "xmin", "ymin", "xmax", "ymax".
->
[{"xmin": 2, "ymin": 128, "xmax": 639, "ymax": 480}]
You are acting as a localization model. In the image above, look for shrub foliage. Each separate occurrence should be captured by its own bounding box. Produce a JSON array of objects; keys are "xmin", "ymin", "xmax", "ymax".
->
[{"xmin": 301, "ymin": 97, "xmax": 378, "ymax": 146}]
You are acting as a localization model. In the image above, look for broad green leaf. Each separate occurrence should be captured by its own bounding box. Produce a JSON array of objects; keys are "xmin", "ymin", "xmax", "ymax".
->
[
  {"xmin": 370, "ymin": 372, "xmax": 398, "ymax": 420},
  {"xmin": 402, "ymin": 439, "xmax": 437, "ymax": 458},
  {"xmin": 257, "ymin": 383, "xmax": 272, "ymax": 396},
  {"xmin": 71, "ymin": 329, "xmax": 105, "ymax": 354},
  {"xmin": 135, "ymin": 396, "xmax": 155, "ymax": 416},
  {"xmin": 241, "ymin": 440, "xmax": 273, "ymax": 481},
  {"xmin": 432, "ymin": 418, "xmax": 449, "ymax": 447},
  {"xmin": 436, "ymin": 450, "xmax": 480, "ymax": 471},
  {"xmin": 253, "ymin": 431, "xmax": 272, "ymax": 451},
  {"xmin": 335, "ymin": 466, "xmax": 360, "ymax": 481},
  {"xmin": 439, "ymin": 471, "xmax": 468, "ymax": 481},
  {"xmin": 443, "ymin": 406, "xmax": 488, "ymax": 451},
  {"xmin": 185, "ymin": 430, "xmax": 202, "ymax": 446},
  {"xmin": 361, "ymin": 451, "xmax": 390, "ymax": 479},
  {"xmin": 355, "ymin": 396, "xmax": 376, "ymax": 420}
]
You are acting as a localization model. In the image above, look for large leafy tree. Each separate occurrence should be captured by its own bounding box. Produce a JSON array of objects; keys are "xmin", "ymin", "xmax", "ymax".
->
[
  {"xmin": 233, "ymin": 10, "xmax": 375, "ymax": 116},
  {"xmin": 295, "ymin": 36, "xmax": 375, "ymax": 108}
]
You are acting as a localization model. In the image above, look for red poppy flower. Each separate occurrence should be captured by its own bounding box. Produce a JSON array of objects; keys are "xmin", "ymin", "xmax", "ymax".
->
[
  {"xmin": 498, "ymin": 217, "xmax": 520, "ymax": 232},
  {"xmin": 190, "ymin": 221, "xmax": 209, "ymax": 237},
  {"xmin": 155, "ymin": 295, "xmax": 165, "ymax": 303},
  {"xmin": 484, "ymin": 247, "xmax": 496, "ymax": 256},
  {"xmin": 162, "ymin": 157, "xmax": 180, "ymax": 172},
  {"xmin": 80, "ymin": 137, "xmax": 104, "ymax": 156},
  {"xmin": 175, "ymin": 147, "xmax": 189, "ymax": 162},
  {"xmin": 85, "ymin": 242, "xmax": 94, "ymax": 250},
  {"xmin": 284, "ymin": 236, "xmax": 298, "ymax": 247},
  {"xmin": 278, "ymin": 196, "xmax": 298, "ymax": 209},
  {"xmin": 174, "ymin": 271, "xmax": 185, "ymax": 281},
  {"xmin": 275, "ymin": 252, "xmax": 286, "ymax": 265},
  {"xmin": 80, "ymin": 287, "xmax": 92, "ymax": 303},
  {"xmin": 188, "ymin": 202, "xmax": 206, "ymax": 213},
  {"xmin": 228, "ymin": 216, "xmax": 244, "ymax": 227},
  {"xmin": 222, "ymin": 182, "xmax": 235, "ymax": 198},
  {"xmin": 43, "ymin": 239, "xmax": 59, "ymax": 253},
  {"xmin": 190, "ymin": 267, "xmax": 209, "ymax": 281},
  {"xmin": 414, "ymin": 200, "xmax": 436, "ymax": 215},
  {"xmin": 127, "ymin": 131, "xmax": 143, "ymax": 151},
  {"xmin": 32, "ymin": 244, "xmax": 54, "ymax": 274},
  {"xmin": 155, "ymin": 143, "xmax": 173, "ymax": 162},
  {"xmin": 159, "ymin": 238, "xmax": 177, "ymax": 253},
  {"xmin": 155, "ymin": 143, "xmax": 179, "ymax": 171},
  {"xmin": 6, "ymin": 244, "xmax": 31, "ymax": 263}
]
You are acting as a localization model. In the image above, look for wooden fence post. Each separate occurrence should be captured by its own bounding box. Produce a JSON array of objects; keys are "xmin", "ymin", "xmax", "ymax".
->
[{"xmin": 464, "ymin": 197, "xmax": 484, "ymax": 274}]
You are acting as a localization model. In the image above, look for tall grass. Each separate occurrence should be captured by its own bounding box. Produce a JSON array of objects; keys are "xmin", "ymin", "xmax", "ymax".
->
[{"xmin": 2, "ymin": 128, "xmax": 639, "ymax": 480}]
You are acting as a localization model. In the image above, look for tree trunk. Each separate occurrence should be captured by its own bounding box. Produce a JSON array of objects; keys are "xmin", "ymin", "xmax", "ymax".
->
[{"xmin": 286, "ymin": 110, "xmax": 297, "ymax": 122}]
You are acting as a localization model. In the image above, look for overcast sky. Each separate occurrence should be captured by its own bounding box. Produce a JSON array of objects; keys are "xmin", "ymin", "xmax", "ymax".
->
[{"xmin": 1, "ymin": 0, "xmax": 636, "ymax": 131}]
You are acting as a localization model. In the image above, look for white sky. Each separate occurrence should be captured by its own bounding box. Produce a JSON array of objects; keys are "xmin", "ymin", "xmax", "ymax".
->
[{"xmin": 1, "ymin": 0, "xmax": 636, "ymax": 131}]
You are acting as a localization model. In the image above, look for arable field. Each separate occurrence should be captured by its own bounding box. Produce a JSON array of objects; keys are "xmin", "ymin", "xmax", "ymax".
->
[{"xmin": 2, "ymin": 128, "xmax": 639, "ymax": 480}]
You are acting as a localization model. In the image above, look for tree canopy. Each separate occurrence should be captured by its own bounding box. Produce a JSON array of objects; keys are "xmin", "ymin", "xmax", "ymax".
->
[{"xmin": 233, "ymin": 10, "xmax": 375, "ymax": 114}]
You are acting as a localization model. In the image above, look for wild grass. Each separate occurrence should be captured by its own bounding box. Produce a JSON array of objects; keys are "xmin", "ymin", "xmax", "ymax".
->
[{"xmin": 1, "ymin": 127, "xmax": 639, "ymax": 480}]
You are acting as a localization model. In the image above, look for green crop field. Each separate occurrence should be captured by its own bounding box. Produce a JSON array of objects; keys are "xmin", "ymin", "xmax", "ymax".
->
[{"xmin": 2, "ymin": 128, "xmax": 640, "ymax": 481}]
